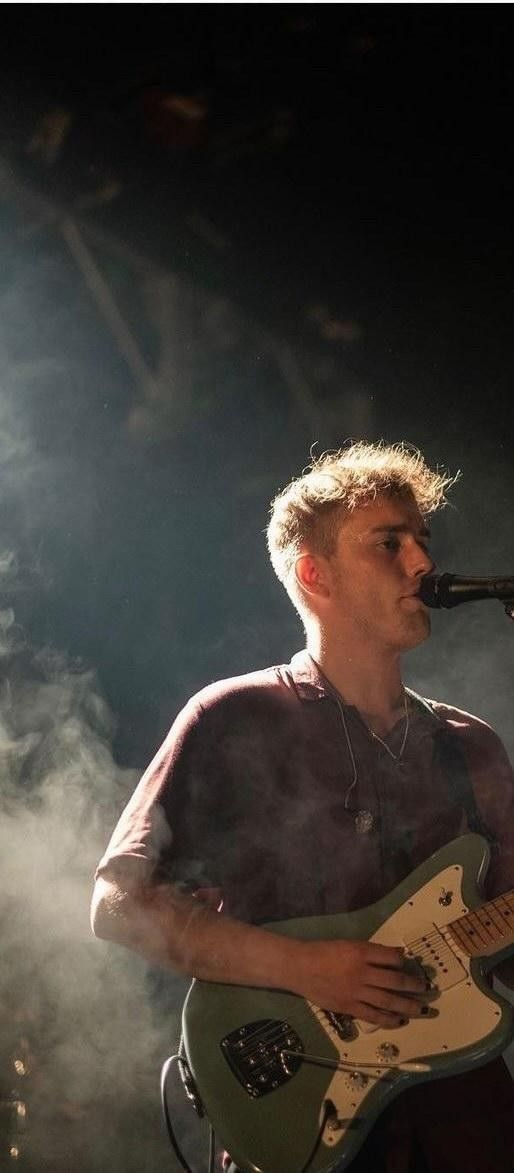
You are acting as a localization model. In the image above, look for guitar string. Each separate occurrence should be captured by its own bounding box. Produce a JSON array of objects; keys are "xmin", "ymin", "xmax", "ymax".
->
[
  {"xmin": 408, "ymin": 902, "xmax": 514, "ymax": 956},
  {"xmin": 402, "ymin": 927, "xmax": 462, "ymax": 958},
  {"xmin": 412, "ymin": 894, "xmax": 514, "ymax": 945}
]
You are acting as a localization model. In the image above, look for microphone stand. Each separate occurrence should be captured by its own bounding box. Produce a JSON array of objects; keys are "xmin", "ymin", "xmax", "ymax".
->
[{"xmin": 420, "ymin": 573, "xmax": 514, "ymax": 621}]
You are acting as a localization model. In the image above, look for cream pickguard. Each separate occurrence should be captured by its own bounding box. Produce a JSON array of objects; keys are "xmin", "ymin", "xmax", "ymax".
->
[
  {"xmin": 182, "ymin": 835, "xmax": 514, "ymax": 1172},
  {"xmin": 317, "ymin": 861, "xmax": 501, "ymax": 1156}
]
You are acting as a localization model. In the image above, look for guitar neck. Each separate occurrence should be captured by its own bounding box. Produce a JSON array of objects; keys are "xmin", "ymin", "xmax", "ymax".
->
[{"xmin": 448, "ymin": 889, "xmax": 514, "ymax": 959}]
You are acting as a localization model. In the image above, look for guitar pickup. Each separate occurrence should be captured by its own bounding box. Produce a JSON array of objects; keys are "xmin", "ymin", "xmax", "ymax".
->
[{"xmin": 402, "ymin": 925, "xmax": 467, "ymax": 992}]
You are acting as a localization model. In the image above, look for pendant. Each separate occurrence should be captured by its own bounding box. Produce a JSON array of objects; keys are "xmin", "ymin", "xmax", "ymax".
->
[{"xmin": 355, "ymin": 809, "xmax": 374, "ymax": 834}]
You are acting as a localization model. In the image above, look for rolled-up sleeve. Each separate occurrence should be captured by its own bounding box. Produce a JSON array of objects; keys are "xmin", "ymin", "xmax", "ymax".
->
[{"xmin": 95, "ymin": 696, "xmax": 204, "ymax": 889}]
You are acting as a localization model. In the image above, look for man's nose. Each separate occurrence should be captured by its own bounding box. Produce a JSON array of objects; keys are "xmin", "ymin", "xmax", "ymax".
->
[{"xmin": 406, "ymin": 539, "xmax": 434, "ymax": 578}]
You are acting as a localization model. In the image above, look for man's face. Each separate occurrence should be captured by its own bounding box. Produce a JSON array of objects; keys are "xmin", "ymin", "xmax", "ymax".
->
[{"xmin": 323, "ymin": 493, "xmax": 435, "ymax": 651}]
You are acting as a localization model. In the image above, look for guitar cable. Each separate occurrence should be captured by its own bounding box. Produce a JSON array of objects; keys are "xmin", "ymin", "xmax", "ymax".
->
[
  {"xmin": 297, "ymin": 1100, "xmax": 333, "ymax": 1173},
  {"xmin": 160, "ymin": 1049, "xmax": 350, "ymax": 1173},
  {"xmin": 160, "ymin": 1047, "xmax": 216, "ymax": 1173}
]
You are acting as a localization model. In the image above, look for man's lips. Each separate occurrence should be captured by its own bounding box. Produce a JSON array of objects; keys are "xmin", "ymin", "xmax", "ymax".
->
[{"xmin": 400, "ymin": 590, "xmax": 427, "ymax": 604}]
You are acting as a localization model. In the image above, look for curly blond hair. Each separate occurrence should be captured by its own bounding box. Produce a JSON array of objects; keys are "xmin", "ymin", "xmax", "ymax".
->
[{"xmin": 267, "ymin": 441, "xmax": 456, "ymax": 604}]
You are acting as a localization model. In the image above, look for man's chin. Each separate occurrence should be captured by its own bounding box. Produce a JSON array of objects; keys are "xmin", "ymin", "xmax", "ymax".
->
[{"xmin": 404, "ymin": 612, "xmax": 431, "ymax": 649}]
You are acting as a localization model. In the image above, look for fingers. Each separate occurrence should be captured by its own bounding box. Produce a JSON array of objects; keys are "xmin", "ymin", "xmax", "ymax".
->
[
  {"xmin": 369, "ymin": 965, "xmax": 429, "ymax": 996},
  {"xmin": 366, "ymin": 942, "xmax": 406, "ymax": 970},
  {"xmin": 354, "ymin": 1001, "xmax": 408, "ymax": 1029},
  {"xmin": 357, "ymin": 943, "xmax": 432, "ymax": 1024},
  {"xmin": 365, "ymin": 943, "xmax": 430, "ymax": 995},
  {"xmin": 360, "ymin": 984, "xmax": 429, "ymax": 1020},
  {"xmin": 296, "ymin": 938, "xmax": 435, "ymax": 1022}
]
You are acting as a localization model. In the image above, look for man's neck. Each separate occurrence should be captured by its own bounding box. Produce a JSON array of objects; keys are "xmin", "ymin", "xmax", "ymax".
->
[{"xmin": 306, "ymin": 631, "xmax": 405, "ymax": 737}]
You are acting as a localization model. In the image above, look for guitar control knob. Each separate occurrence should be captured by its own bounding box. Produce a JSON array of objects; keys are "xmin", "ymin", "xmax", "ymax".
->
[
  {"xmin": 348, "ymin": 1071, "xmax": 369, "ymax": 1089},
  {"xmin": 326, "ymin": 1116, "xmax": 344, "ymax": 1134},
  {"xmin": 377, "ymin": 1043, "xmax": 400, "ymax": 1061}
]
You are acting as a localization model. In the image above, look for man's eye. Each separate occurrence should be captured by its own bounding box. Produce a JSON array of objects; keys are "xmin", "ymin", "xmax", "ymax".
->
[{"xmin": 381, "ymin": 537, "xmax": 400, "ymax": 552}]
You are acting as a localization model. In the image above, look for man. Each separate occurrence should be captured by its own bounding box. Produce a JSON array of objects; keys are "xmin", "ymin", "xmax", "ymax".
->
[{"xmin": 92, "ymin": 441, "xmax": 514, "ymax": 1172}]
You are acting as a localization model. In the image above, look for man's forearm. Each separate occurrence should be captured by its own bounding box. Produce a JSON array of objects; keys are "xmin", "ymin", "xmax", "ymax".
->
[
  {"xmin": 91, "ymin": 877, "xmax": 303, "ymax": 992},
  {"xmin": 91, "ymin": 877, "xmax": 431, "ymax": 1024}
]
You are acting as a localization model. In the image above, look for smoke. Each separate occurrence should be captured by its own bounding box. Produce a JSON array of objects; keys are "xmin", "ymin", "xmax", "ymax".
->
[
  {"xmin": 0, "ymin": 563, "xmax": 195, "ymax": 1170},
  {"xmin": 406, "ymin": 463, "xmax": 514, "ymax": 761},
  {"xmin": 408, "ymin": 603, "xmax": 514, "ymax": 757},
  {"xmin": 1, "ymin": 182, "xmax": 513, "ymax": 1167},
  {"xmin": 0, "ymin": 265, "xmax": 203, "ymax": 1166}
]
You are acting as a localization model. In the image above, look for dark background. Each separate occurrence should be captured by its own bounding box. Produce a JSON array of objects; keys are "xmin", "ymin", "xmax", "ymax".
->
[{"xmin": 0, "ymin": 5, "xmax": 513, "ymax": 1170}]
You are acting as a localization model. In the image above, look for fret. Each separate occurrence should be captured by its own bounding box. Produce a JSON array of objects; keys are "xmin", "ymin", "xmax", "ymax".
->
[
  {"xmin": 495, "ymin": 892, "xmax": 514, "ymax": 913},
  {"xmin": 487, "ymin": 904, "xmax": 512, "ymax": 938},
  {"xmin": 491, "ymin": 895, "xmax": 514, "ymax": 934},
  {"xmin": 449, "ymin": 890, "xmax": 514, "ymax": 958},
  {"xmin": 466, "ymin": 909, "xmax": 497, "ymax": 947}
]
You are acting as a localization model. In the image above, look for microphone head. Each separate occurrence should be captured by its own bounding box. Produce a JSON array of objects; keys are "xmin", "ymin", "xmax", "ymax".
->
[
  {"xmin": 419, "ymin": 571, "xmax": 514, "ymax": 611},
  {"xmin": 419, "ymin": 575, "xmax": 442, "ymax": 608}
]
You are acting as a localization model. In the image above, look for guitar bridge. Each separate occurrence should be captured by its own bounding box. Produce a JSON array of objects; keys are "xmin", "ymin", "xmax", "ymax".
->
[{"xmin": 220, "ymin": 1019, "xmax": 304, "ymax": 1098}]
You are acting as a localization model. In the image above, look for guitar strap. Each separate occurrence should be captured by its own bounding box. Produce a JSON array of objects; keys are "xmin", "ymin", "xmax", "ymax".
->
[{"xmin": 408, "ymin": 689, "xmax": 498, "ymax": 850}]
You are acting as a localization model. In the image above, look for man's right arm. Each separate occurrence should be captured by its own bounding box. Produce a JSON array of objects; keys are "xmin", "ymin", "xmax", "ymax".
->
[{"xmin": 90, "ymin": 876, "xmax": 429, "ymax": 1026}]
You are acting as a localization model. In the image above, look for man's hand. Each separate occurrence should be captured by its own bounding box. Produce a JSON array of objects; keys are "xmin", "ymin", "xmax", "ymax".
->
[
  {"xmin": 92, "ymin": 879, "xmax": 432, "ymax": 1024},
  {"xmin": 292, "ymin": 938, "xmax": 431, "ymax": 1026}
]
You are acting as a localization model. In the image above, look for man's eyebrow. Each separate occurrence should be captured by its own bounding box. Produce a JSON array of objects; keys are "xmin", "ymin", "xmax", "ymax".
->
[{"xmin": 368, "ymin": 523, "xmax": 431, "ymax": 538}]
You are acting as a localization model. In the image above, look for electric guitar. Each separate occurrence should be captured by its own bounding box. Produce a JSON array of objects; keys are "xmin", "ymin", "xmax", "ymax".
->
[{"xmin": 181, "ymin": 834, "xmax": 514, "ymax": 1172}]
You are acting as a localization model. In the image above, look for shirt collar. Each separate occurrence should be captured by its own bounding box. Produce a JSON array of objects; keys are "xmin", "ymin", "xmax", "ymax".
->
[
  {"xmin": 287, "ymin": 648, "xmax": 442, "ymax": 732},
  {"xmin": 287, "ymin": 649, "xmax": 341, "ymax": 701}
]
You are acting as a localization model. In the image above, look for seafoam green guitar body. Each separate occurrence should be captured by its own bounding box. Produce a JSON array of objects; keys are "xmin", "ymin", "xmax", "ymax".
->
[{"xmin": 182, "ymin": 835, "xmax": 514, "ymax": 1172}]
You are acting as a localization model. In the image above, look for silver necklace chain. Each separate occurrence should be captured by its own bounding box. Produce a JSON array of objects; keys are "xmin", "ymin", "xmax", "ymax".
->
[
  {"xmin": 335, "ymin": 693, "xmax": 410, "ymax": 833},
  {"xmin": 365, "ymin": 693, "xmax": 409, "ymax": 762}
]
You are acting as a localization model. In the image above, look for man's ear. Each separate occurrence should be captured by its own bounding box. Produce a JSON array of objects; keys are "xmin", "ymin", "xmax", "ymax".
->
[{"xmin": 295, "ymin": 553, "xmax": 331, "ymax": 600}]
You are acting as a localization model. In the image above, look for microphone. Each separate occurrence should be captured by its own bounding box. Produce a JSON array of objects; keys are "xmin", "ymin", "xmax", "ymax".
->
[{"xmin": 420, "ymin": 573, "xmax": 514, "ymax": 609}]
